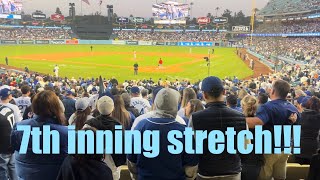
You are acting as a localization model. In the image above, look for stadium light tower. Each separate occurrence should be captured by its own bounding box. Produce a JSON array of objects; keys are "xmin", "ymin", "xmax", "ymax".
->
[{"xmin": 250, "ymin": 0, "xmax": 256, "ymax": 46}]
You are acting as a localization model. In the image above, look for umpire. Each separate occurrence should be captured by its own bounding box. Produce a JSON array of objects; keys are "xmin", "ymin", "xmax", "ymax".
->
[{"xmin": 133, "ymin": 62, "xmax": 139, "ymax": 75}]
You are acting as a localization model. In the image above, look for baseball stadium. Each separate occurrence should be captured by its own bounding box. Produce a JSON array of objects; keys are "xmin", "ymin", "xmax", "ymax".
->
[{"xmin": 0, "ymin": 0, "xmax": 319, "ymax": 180}]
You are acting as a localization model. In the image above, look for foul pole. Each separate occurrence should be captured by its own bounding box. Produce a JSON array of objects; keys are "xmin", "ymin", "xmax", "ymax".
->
[{"xmin": 250, "ymin": 0, "xmax": 256, "ymax": 46}]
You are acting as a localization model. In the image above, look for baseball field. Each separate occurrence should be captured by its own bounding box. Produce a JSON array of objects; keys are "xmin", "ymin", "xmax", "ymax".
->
[{"xmin": 1, "ymin": 45, "xmax": 253, "ymax": 82}]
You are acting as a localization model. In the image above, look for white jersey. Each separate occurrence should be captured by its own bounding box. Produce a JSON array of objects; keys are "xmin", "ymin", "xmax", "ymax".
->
[
  {"xmin": 89, "ymin": 94, "xmax": 99, "ymax": 110},
  {"xmin": 130, "ymin": 97, "xmax": 151, "ymax": 115},
  {"xmin": 1, "ymin": 102, "xmax": 23, "ymax": 122},
  {"xmin": 54, "ymin": 66, "xmax": 59, "ymax": 77},
  {"xmin": 14, "ymin": 96, "xmax": 31, "ymax": 116}
]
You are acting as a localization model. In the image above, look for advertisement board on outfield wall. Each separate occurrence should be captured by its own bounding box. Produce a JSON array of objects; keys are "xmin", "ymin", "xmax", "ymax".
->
[
  {"xmin": 1, "ymin": 40, "xmax": 17, "ymax": 44},
  {"xmin": 166, "ymin": 42, "xmax": 177, "ymax": 46},
  {"xmin": 138, "ymin": 41, "xmax": 153, "ymax": 46},
  {"xmin": 35, "ymin": 40, "xmax": 50, "ymax": 44},
  {"xmin": 19, "ymin": 40, "xmax": 34, "ymax": 44},
  {"xmin": 66, "ymin": 40, "xmax": 79, "ymax": 45},
  {"xmin": 112, "ymin": 40, "xmax": 126, "ymax": 45},
  {"xmin": 126, "ymin": 41, "xmax": 139, "ymax": 45},
  {"xmin": 51, "ymin": 40, "xmax": 66, "ymax": 44},
  {"xmin": 178, "ymin": 42, "xmax": 213, "ymax": 46}
]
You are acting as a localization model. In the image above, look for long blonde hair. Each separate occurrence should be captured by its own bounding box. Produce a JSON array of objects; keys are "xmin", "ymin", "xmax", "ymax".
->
[
  {"xmin": 112, "ymin": 95, "xmax": 131, "ymax": 129},
  {"xmin": 241, "ymin": 95, "xmax": 258, "ymax": 117}
]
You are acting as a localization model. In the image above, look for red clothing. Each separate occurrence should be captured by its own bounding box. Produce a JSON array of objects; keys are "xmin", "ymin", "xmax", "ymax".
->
[{"xmin": 159, "ymin": 59, "xmax": 163, "ymax": 65}]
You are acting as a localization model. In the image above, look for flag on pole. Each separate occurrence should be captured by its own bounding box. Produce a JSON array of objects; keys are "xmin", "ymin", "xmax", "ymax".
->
[{"xmin": 82, "ymin": 0, "xmax": 90, "ymax": 5}]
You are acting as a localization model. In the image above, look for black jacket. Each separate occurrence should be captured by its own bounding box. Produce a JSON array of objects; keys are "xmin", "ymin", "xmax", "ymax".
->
[
  {"xmin": 0, "ymin": 105, "xmax": 15, "ymax": 154},
  {"xmin": 307, "ymin": 150, "xmax": 320, "ymax": 180},
  {"xmin": 56, "ymin": 156, "xmax": 113, "ymax": 180},
  {"xmin": 296, "ymin": 109, "xmax": 320, "ymax": 161},
  {"xmin": 190, "ymin": 102, "xmax": 247, "ymax": 176},
  {"xmin": 85, "ymin": 115, "xmax": 126, "ymax": 167}
]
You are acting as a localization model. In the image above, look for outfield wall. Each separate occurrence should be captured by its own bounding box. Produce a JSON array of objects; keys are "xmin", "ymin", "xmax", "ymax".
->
[{"xmin": 0, "ymin": 39, "xmax": 224, "ymax": 47}]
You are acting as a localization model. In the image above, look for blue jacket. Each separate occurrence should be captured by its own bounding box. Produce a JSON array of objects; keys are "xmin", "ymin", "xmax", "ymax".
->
[
  {"xmin": 128, "ymin": 118, "xmax": 198, "ymax": 180},
  {"xmin": 11, "ymin": 117, "xmax": 68, "ymax": 180}
]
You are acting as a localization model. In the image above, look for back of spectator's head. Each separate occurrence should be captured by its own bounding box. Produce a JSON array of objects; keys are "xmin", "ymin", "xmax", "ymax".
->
[
  {"xmin": 181, "ymin": 88, "xmax": 196, "ymax": 108},
  {"xmin": 97, "ymin": 96, "xmax": 114, "ymax": 116},
  {"xmin": 258, "ymin": 93, "xmax": 269, "ymax": 105},
  {"xmin": 305, "ymin": 96, "xmax": 320, "ymax": 112},
  {"xmin": 131, "ymin": 86, "xmax": 140, "ymax": 96},
  {"xmin": 241, "ymin": 95, "xmax": 258, "ymax": 117},
  {"xmin": 238, "ymin": 89, "xmax": 248, "ymax": 99},
  {"xmin": 226, "ymin": 94, "xmax": 238, "ymax": 107},
  {"xmin": 32, "ymin": 90, "xmax": 66, "ymax": 125},
  {"xmin": 272, "ymin": 80, "xmax": 290, "ymax": 100},
  {"xmin": 141, "ymin": 89, "xmax": 148, "ymax": 98},
  {"xmin": 201, "ymin": 76, "xmax": 224, "ymax": 100},
  {"xmin": 154, "ymin": 88, "xmax": 180, "ymax": 118},
  {"xmin": 121, "ymin": 93, "xmax": 131, "ymax": 107},
  {"xmin": 185, "ymin": 99, "xmax": 204, "ymax": 118},
  {"xmin": 295, "ymin": 89, "xmax": 306, "ymax": 98},
  {"xmin": 0, "ymin": 88, "xmax": 12, "ymax": 101},
  {"xmin": 21, "ymin": 85, "xmax": 31, "ymax": 95},
  {"xmin": 110, "ymin": 87, "xmax": 119, "ymax": 96}
]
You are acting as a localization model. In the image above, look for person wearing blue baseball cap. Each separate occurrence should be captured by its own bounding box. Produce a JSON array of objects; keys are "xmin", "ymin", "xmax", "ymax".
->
[
  {"xmin": 130, "ymin": 86, "xmax": 151, "ymax": 116},
  {"xmin": 62, "ymin": 90, "xmax": 76, "ymax": 120},
  {"xmin": 0, "ymin": 88, "xmax": 23, "ymax": 122},
  {"xmin": 189, "ymin": 76, "xmax": 247, "ymax": 179}
]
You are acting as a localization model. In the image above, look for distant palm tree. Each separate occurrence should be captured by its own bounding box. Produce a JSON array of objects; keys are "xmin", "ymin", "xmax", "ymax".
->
[{"xmin": 215, "ymin": 7, "xmax": 220, "ymax": 17}]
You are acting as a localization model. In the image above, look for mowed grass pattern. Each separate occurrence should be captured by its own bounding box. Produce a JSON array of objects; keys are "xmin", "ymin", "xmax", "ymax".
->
[{"xmin": 1, "ymin": 45, "xmax": 253, "ymax": 82}]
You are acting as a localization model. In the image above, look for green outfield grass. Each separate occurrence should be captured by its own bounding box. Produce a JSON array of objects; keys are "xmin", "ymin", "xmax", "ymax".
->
[{"xmin": 1, "ymin": 45, "xmax": 253, "ymax": 82}]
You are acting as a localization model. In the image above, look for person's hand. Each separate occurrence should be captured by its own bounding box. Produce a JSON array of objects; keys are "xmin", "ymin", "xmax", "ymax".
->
[{"xmin": 289, "ymin": 113, "xmax": 298, "ymax": 124}]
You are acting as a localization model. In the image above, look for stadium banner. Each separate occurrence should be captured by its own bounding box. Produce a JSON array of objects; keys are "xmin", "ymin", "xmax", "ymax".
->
[
  {"xmin": 66, "ymin": 39, "xmax": 79, "ymax": 45},
  {"xmin": 132, "ymin": 17, "xmax": 145, "ymax": 24},
  {"xmin": 178, "ymin": 42, "xmax": 213, "ymax": 47},
  {"xmin": 35, "ymin": 40, "xmax": 50, "ymax": 44},
  {"xmin": 126, "ymin": 41, "xmax": 139, "ymax": 45},
  {"xmin": 213, "ymin": 17, "xmax": 228, "ymax": 24},
  {"xmin": 0, "ymin": 14, "xmax": 22, "ymax": 19},
  {"xmin": 232, "ymin": 26, "xmax": 250, "ymax": 32},
  {"xmin": 50, "ymin": 14, "xmax": 65, "ymax": 21},
  {"xmin": 166, "ymin": 42, "xmax": 177, "ymax": 46},
  {"xmin": 138, "ymin": 41, "xmax": 153, "ymax": 46},
  {"xmin": 116, "ymin": 17, "xmax": 129, "ymax": 23},
  {"xmin": 19, "ymin": 40, "xmax": 34, "ymax": 44},
  {"xmin": 51, "ymin": 40, "xmax": 66, "ymax": 44},
  {"xmin": 154, "ymin": 19, "xmax": 186, "ymax": 25},
  {"xmin": 1, "ymin": 40, "xmax": 17, "ymax": 44},
  {"xmin": 197, "ymin": 17, "xmax": 211, "ymax": 25},
  {"xmin": 155, "ymin": 42, "xmax": 166, "ymax": 46},
  {"xmin": 112, "ymin": 40, "xmax": 126, "ymax": 45},
  {"xmin": 78, "ymin": 40, "xmax": 112, "ymax": 44},
  {"xmin": 32, "ymin": 13, "xmax": 46, "ymax": 20}
]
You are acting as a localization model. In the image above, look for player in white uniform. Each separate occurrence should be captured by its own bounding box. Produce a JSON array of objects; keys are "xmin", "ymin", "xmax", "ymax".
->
[
  {"xmin": 54, "ymin": 65, "xmax": 59, "ymax": 77},
  {"xmin": 133, "ymin": 50, "xmax": 137, "ymax": 59},
  {"xmin": 14, "ymin": 85, "xmax": 31, "ymax": 116}
]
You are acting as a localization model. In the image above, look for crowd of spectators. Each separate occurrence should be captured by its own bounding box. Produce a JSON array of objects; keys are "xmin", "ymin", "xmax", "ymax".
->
[
  {"xmin": 256, "ymin": 21, "xmax": 320, "ymax": 34},
  {"xmin": 0, "ymin": 27, "xmax": 73, "ymax": 40},
  {"xmin": 113, "ymin": 30, "xmax": 226, "ymax": 41},
  {"xmin": 258, "ymin": 0, "xmax": 319, "ymax": 15},
  {"xmin": 0, "ymin": 53, "xmax": 320, "ymax": 179},
  {"xmin": 242, "ymin": 37, "xmax": 320, "ymax": 62}
]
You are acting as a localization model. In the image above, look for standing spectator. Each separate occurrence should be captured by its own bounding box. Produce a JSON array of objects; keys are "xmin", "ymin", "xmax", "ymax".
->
[
  {"xmin": 68, "ymin": 97, "xmax": 93, "ymax": 130},
  {"xmin": 11, "ymin": 90, "xmax": 68, "ymax": 180},
  {"xmin": 0, "ymin": 105, "xmax": 17, "ymax": 180},
  {"xmin": 85, "ymin": 96, "xmax": 126, "ymax": 180},
  {"xmin": 111, "ymin": 95, "xmax": 135, "ymax": 130},
  {"xmin": 130, "ymin": 86, "xmax": 151, "ymax": 115},
  {"xmin": 0, "ymin": 88, "xmax": 22, "ymax": 122},
  {"xmin": 121, "ymin": 93, "xmax": 140, "ymax": 118},
  {"xmin": 294, "ymin": 96, "xmax": 320, "ymax": 165},
  {"xmin": 189, "ymin": 76, "xmax": 247, "ymax": 179},
  {"xmin": 246, "ymin": 80, "xmax": 300, "ymax": 180},
  {"xmin": 177, "ymin": 88, "xmax": 196, "ymax": 118},
  {"xmin": 240, "ymin": 95, "xmax": 264, "ymax": 180},
  {"xmin": 184, "ymin": 99, "xmax": 204, "ymax": 124},
  {"xmin": 62, "ymin": 90, "xmax": 76, "ymax": 120},
  {"xmin": 127, "ymin": 88, "xmax": 198, "ymax": 180},
  {"xmin": 14, "ymin": 85, "xmax": 31, "ymax": 116},
  {"xmin": 226, "ymin": 94, "xmax": 243, "ymax": 113}
]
